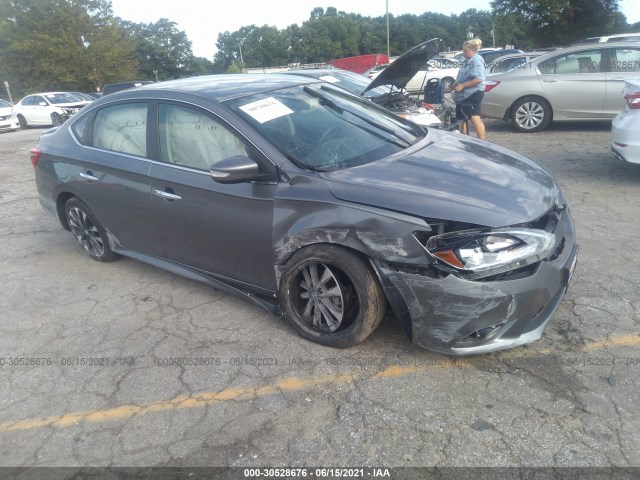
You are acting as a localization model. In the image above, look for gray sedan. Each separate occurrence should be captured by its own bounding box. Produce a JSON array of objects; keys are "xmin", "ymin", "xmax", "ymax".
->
[
  {"xmin": 31, "ymin": 74, "xmax": 577, "ymax": 355},
  {"xmin": 482, "ymin": 42, "xmax": 640, "ymax": 132}
]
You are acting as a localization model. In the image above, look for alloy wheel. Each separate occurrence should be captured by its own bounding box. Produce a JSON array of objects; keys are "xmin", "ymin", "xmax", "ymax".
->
[
  {"xmin": 515, "ymin": 101, "xmax": 545, "ymax": 130},
  {"xmin": 296, "ymin": 262, "xmax": 346, "ymax": 333},
  {"xmin": 67, "ymin": 207, "xmax": 105, "ymax": 257}
]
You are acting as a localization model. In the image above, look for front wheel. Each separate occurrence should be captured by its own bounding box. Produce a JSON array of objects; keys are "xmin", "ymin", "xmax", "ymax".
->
[
  {"xmin": 65, "ymin": 197, "xmax": 118, "ymax": 262},
  {"xmin": 17, "ymin": 114, "xmax": 28, "ymax": 129},
  {"xmin": 510, "ymin": 96, "xmax": 551, "ymax": 132},
  {"xmin": 51, "ymin": 112, "xmax": 64, "ymax": 126},
  {"xmin": 280, "ymin": 245, "xmax": 386, "ymax": 348}
]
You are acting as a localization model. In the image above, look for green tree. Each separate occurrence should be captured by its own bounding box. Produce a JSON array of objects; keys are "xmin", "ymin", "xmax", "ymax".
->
[
  {"xmin": 121, "ymin": 18, "xmax": 202, "ymax": 81},
  {"xmin": 491, "ymin": 0, "xmax": 623, "ymax": 46},
  {"xmin": 0, "ymin": 0, "xmax": 137, "ymax": 97}
]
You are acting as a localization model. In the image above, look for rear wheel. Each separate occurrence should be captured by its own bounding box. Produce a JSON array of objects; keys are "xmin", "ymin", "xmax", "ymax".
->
[
  {"xmin": 510, "ymin": 96, "xmax": 551, "ymax": 132},
  {"xmin": 64, "ymin": 197, "xmax": 117, "ymax": 262},
  {"xmin": 280, "ymin": 245, "xmax": 386, "ymax": 348}
]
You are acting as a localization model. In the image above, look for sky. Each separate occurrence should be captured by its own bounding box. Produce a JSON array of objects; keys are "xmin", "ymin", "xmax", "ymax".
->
[{"xmin": 110, "ymin": 0, "xmax": 640, "ymax": 59}]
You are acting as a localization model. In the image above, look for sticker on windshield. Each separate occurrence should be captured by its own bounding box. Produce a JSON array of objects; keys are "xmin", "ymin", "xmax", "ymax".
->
[
  {"xmin": 318, "ymin": 75, "xmax": 340, "ymax": 83},
  {"xmin": 239, "ymin": 97, "xmax": 293, "ymax": 124}
]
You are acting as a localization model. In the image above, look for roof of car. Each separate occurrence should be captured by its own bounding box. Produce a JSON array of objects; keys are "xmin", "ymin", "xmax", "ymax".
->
[{"xmin": 127, "ymin": 74, "xmax": 319, "ymax": 102}]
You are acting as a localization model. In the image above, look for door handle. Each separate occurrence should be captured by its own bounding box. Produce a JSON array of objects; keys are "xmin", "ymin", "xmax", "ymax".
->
[
  {"xmin": 153, "ymin": 188, "xmax": 182, "ymax": 201},
  {"xmin": 610, "ymin": 77, "xmax": 625, "ymax": 81},
  {"xmin": 78, "ymin": 171, "xmax": 98, "ymax": 181},
  {"xmin": 541, "ymin": 78, "xmax": 557, "ymax": 83}
]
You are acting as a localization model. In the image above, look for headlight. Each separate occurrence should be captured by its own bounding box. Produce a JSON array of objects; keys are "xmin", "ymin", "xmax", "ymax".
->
[{"xmin": 424, "ymin": 228, "xmax": 556, "ymax": 278}]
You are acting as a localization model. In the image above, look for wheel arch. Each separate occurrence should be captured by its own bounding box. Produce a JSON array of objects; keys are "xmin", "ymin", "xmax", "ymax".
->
[{"xmin": 56, "ymin": 192, "xmax": 78, "ymax": 230}]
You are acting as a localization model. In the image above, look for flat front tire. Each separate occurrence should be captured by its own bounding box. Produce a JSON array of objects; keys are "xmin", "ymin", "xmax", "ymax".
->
[
  {"xmin": 280, "ymin": 245, "xmax": 386, "ymax": 348},
  {"xmin": 64, "ymin": 197, "xmax": 117, "ymax": 262}
]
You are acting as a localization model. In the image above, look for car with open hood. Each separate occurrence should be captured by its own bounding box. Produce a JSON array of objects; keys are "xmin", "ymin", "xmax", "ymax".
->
[
  {"xmin": 31, "ymin": 73, "xmax": 578, "ymax": 355},
  {"xmin": 281, "ymin": 67, "xmax": 440, "ymax": 126}
]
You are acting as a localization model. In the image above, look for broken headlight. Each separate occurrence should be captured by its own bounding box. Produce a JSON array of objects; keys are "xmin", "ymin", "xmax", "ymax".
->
[{"xmin": 425, "ymin": 229, "xmax": 555, "ymax": 278}]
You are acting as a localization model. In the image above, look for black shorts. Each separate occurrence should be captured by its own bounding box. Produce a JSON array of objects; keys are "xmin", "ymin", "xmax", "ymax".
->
[{"xmin": 456, "ymin": 91, "xmax": 484, "ymax": 120}]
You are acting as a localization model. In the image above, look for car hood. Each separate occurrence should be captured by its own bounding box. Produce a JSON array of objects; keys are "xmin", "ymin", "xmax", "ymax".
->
[
  {"xmin": 0, "ymin": 107, "xmax": 12, "ymax": 115},
  {"xmin": 321, "ymin": 130, "xmax": 560, "ymax": 227},
  {"xmin": 363, "ymin": 38, "xmax": 442, "ymax": 94}
]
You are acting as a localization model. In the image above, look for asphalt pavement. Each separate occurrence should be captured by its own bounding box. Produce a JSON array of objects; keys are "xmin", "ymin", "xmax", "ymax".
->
[{"xmin": 0, "ymin": 121, "xmax": 639, "ymax": 474}]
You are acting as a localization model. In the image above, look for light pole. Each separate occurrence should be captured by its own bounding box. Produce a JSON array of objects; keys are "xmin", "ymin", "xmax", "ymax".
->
[{"xmin": 386, "ymin": 0, "xmax": 390, "ymax": 59}]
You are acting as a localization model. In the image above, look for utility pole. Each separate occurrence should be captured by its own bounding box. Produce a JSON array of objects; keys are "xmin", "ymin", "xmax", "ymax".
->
[
  {"xmin": 386, "ymin": 0, "xmax": 390, "ymax": 59},
  {"xmin": 239, "ymin": 41, "xmax": 244, "ymax": 70},
  {"xmin": 491, "ymin": 23, "xmax": 496, "ymax": 47},
  {"xmin": 3, "ymin": 81, "xmax": 13, "ymax": 104}
]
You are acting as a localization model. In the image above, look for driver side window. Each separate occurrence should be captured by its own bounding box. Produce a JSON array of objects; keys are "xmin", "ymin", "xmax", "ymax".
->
[{"xmin": 159, "ymin": 104, "xmax": 248, "ymax": 171}]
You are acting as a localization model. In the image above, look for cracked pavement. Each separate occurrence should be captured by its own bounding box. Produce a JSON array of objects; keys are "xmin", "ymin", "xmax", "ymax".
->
[{"xmin": 0, "ymin": 122, "xmax": 639, "ymax": 469}]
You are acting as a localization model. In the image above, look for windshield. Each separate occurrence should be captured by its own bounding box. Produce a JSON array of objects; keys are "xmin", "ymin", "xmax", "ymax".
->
[
  {"xmin": 227, "ymin": 84, "xmax": 425, "ymax": 172},
  {"xmin": 0, "ymin": 99, "xmax": 11, "ymax": 108},
  {"xmin": 45, "ymin": 93, "xmax": 82, "ymax": 104}
]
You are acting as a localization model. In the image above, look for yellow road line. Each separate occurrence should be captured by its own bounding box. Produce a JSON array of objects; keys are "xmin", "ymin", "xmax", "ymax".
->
[{"xmin": 1, "ymin": 333, "xmax": 638, "ymax": 433}]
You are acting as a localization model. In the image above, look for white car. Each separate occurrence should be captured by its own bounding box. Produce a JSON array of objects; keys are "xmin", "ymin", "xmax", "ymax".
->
[
  {"xmin": 611, "ymin": 78, "xmax": 640, "ymax": 165},
  {"xmin": 404, "ymin": 58, "xmax": 459, "ymax": 96},
  {"xmin": 0, "ymin": 99, "xmax": 20, "ymax": 132},
  {"xmin": 13, "ymin": 92, "xmax": 87, "ymax": 128}
]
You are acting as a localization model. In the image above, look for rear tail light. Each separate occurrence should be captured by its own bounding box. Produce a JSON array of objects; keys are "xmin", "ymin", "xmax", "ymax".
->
[
  {"xmin": 29, "ymin": 148, "xmax": 42, "ymax": 168},
  {"xmin": 484, "ymin": 80, "xmax": 500, "ymax": 92},
  {"xmin": 625, "ymin": 92, "xmax": 640, "ymax": 109}
]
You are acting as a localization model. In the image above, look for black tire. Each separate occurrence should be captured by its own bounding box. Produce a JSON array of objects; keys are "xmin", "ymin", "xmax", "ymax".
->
[
  {"xmin": 64, "ymin": 197, "xmax": 118, "ymax": 262},
  {"xmin": 510, "ymin": 96, "xmax": 552, "ymax": 132},
  {"xmin": 17, "ymin": 114, "xmax": 28, "ymax": 129},
  {"xmin": 280, "ymin": 245, "xmax": 386, "ymax": 348},
  {"xmin": 51, "ymin": 112, "xmax": 63, "ymax": 126}
]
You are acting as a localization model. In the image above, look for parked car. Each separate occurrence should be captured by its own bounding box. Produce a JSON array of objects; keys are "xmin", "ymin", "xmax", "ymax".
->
[
  {"xmin": 67, "ymin": 92, "xmax": 96, "ymax": 104},
  {"xmin": 611, "ymin": 78, "xmax": 640, "ymax": 164},
  {"xmin": 479, "ymin": 48, "xmax": 523, "ymax": 64},
  {"xmin": 482, "ymin": 41, "xmax": 640, "ymax": 132},
  {"xmin": 0, "ymin": 99, "xmax": 20, "ymax": 132},
  {"xmin": 13, "ymin": 92, "xmax": 87, "ymax": 128},
  {"xmin": 402, "ymin": 58, "xmax": 460, "ymax": 95},
  {"xmin": 363, "ymin": 64, "xmax": 388, "ymax": 80},
  {"xmin": 487, "ymin": 52, "xmax": 544, "ymax": 74},
  {"xmin": 281, "ymin": 67, "xmax": 440, "ymax": 126},
  {"xmin": 102, "ymin": 81, "xmax": 153, "ymax": 96},
  {"xmin": 571, "ymin": 32, "xmax": 640, "ymax": 45},
  {"xmin": 31, "ymin": 73, "xmax": 578, "ymax": 355}
]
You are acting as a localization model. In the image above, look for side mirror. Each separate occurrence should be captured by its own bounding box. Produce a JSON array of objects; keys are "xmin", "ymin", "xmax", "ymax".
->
[{"xmin": 210, "ymin": 155, "xmax": 260, "ymax": 184}]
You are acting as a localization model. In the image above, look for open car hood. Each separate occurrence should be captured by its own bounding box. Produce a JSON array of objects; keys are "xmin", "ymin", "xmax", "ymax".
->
[{"xmin": 363, "ymin": 38, "xmax": 442, "ymax": 94}]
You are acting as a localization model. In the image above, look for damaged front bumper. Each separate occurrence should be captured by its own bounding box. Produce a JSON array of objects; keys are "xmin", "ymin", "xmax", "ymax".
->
[{"xmin": 373, "ymin": 208, "xmax": 578, "ymax": 356}]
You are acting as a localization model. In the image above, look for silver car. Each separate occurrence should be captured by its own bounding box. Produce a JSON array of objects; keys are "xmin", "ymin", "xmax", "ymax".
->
[{"xmin": 482, "ymin": 42, "xmax": 640, "ymax": 132}]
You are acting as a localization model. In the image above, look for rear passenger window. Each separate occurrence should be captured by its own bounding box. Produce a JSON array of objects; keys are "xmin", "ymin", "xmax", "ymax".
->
[{"xmin": 91, "ymin": 103, "xmax": 147, "ymax": 157}]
